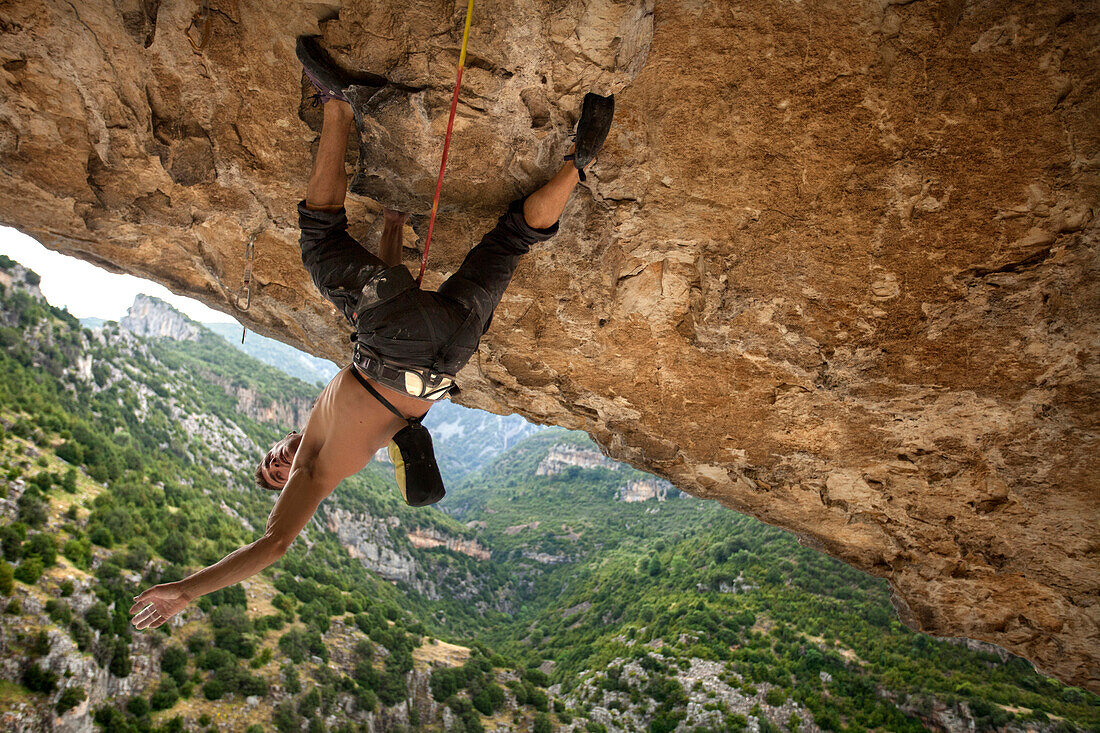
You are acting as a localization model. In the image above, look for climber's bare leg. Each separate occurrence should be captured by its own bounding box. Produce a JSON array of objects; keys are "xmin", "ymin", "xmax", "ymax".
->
[
  {"xmin": 305, "ymin": 100, "xmax": 354, "ymax": 213},
  {"xmin": 379, "ymin": 208, "xmax": 409, "ymax": 267},
  {"xmin": 523, "ymin": 161, "xmax": 581, "ymax": 229}
]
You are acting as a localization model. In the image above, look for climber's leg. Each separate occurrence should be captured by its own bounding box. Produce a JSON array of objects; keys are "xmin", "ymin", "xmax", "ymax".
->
[
  {"xmin": 305, "ymin": 100, "xmax": 355, "ymax": 212},
  {"xmin": 437, "ymin": 163, "xmax": 577, "ymax": 332},
  {"xmin": 522, "ymin": 161, "xmax": 581, "ymax": 229},
  {"xmin": 297, "ymin": 100, "xmax": 386, "ymax": 321}
]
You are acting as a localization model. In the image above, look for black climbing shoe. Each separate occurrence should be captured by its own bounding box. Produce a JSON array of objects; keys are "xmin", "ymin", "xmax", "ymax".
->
[
  {"xmin": 296, "ymin": 36, "xmax": 353, "ymax": 105},
  {"xmin": 565, "ymin": 92, "xmax": 614, "ymax": 181}
]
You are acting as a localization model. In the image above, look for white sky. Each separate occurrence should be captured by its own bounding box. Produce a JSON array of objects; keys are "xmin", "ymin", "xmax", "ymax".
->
[{"xmin": 0, "ymin": 225, "xmax": 237, "ymax": 323}]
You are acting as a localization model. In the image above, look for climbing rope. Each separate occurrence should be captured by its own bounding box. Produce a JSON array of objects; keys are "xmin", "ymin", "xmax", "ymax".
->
[{"xmin": 417, "ymin": 0, "xmax": 475, "ymax": 286}]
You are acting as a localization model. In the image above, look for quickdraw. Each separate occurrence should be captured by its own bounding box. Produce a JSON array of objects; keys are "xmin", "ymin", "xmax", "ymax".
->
[
  {"xmin": 417, "ymin": 0, "xmax": 475, "ymax": 286},
  {"xmin": 185, "ymin": 0, "xmax": 212, "ymax": 53},
  {"xmin": 235, "ymin": 231, "xmax": 257, "ymax": 343}
]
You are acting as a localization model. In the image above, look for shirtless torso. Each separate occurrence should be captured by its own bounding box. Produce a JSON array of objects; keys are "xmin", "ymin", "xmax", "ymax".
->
[{"xmin": 128, "ymin": 367, "xmax": 428, "ymax": 630}]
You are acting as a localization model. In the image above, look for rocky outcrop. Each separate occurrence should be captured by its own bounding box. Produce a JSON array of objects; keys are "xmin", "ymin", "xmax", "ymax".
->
[
  {"xmin": 407, "ymin": 528, "xmax": 490, "ymax": 561},
  {"xmin": 0, "ymin": 0, "xmax": 1097, "ymax": 689},
  {"xmin": 212, "ymin": 377, "xmax": 314, "ymax": 428},
  {"xmin": 536, "ymin": 445, "xmax": 621, "ymax": 475},
  {"xmin": 0, "ymin": 262, "xmax": 45, "ymax": 301},
  {"xmin": 119, "ymin": 294, "xmax": 198, "ymax": 341},
  {"xmin": 616, "ymin": 476, "xmax": 675, "ymax": 502},
  {"xmin": 325, "ymin": 507, "xmax": 415, "ymax": 583}
]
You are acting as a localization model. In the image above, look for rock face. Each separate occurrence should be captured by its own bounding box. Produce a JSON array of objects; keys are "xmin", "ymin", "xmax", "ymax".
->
[
  {"xmin": 615, "ymin": 476, "xmax": 674, "ymax": 503},
  {"xmin": 119, "ymin": 294, "xmax": 198, "ymax": 341},
  {"xmin": 0, "ymin": 0, "xmax": 1097, "ymax": 690},
  {"xmin": 537, "ymin": 444, "xmax": 621, "ymax": 475}
]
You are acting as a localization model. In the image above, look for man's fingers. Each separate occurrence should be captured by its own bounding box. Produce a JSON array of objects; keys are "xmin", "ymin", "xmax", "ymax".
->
[
  {"xmin": 131, "ymin": 604, "xmax": 157, "ymax": 628},
  {"xmin": 130, "ymin": 589, "xmax": 153, "ymax": 610}
]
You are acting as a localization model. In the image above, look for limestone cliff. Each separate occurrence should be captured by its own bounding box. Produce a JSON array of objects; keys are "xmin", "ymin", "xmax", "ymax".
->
[
  {"xmin": 119, "ymin": 293, "xmax": 199, "ymax": 341},
  {"xmin": 0, "ymin": 0, "xmax": 1096, "ymax": 689}
]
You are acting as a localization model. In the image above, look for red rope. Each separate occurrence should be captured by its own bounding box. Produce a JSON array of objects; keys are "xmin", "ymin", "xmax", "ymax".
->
[{"xmin": 416, "ymin": 65, "xmax": 465, "ymax": 286}]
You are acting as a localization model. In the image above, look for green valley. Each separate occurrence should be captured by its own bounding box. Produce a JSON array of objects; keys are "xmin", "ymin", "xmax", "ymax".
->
[{"xmin": 0, "ymin": 255, "xmax": 1097, "ymax": 733}]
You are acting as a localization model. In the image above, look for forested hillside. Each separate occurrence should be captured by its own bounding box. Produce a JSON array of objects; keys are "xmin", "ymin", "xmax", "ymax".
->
[
  {"xmin": 0, "ymin": 257, "xmax": 556, "ymax": 732},
  {"xmin": 0, "ymin": 255, "xmax": 1097, "ymax": 733}
]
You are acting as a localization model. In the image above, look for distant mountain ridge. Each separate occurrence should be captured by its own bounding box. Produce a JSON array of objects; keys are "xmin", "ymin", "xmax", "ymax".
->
[{"xmin": 88, "ymin": 294, "xmax": 545, "ymax": 482}]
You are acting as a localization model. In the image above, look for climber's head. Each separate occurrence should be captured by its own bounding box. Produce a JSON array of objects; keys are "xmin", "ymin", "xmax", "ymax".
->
[{"xmin": 255, "ymin": 431, "xmax": 303, "ymax": 491}]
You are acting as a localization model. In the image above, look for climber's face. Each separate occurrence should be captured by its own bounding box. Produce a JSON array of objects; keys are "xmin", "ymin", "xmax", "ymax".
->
[{"xmin": 258, "ymin": 432, "xmax": 302, "ymax": 490}]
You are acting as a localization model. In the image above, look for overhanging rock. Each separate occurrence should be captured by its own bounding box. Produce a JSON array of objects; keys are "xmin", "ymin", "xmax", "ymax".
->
[{"xmin": 0, "ymin": 0, "xmax": 1097, "ymax": 690}]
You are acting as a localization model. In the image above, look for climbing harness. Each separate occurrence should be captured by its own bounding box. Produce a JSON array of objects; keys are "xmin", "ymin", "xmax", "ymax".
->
[
  {"xmin": 234, "ymin": 230, "xmax": 257, "ymax": 343},
  {"xmin": 185, "ymin": 0, "xmax": 212, "ymax": 53},
  {"xmin": 349, "ymin": 366, "xmax": 446, "ymax": 506},
  {"xmin": 417, "ymin": 0, "xmax": 475, "ymax": 285}
]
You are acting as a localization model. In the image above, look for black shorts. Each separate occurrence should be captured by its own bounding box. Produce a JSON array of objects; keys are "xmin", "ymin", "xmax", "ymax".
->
[{"xmin": 298, "ymin": 198, "xmax": 557, "ymax": 375}]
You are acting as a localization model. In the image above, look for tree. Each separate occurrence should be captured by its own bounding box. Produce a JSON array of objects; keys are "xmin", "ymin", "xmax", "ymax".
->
[
  {"xmin": 22, "ymin": 663, "xmax": 58, "ymax": 693},
  {"xmin": 533, "ymin": 712, "xmax": 553, "ymax": 733},
  {"xmin": 0, "ymin": 561, "xmax": 13, "ymax": 595},
  {"xmin": 150, "ymin": 677, "xmax": 180, "ymax": 711},
  {"xmin": 55, "ymin": 685, "xmax": 86, "ymax": 715},
  {"xmin": 160, "ymin": 646, "xmax": 188, "ymax": 685},
  {"xmin": 14, "ymin": 556, "xmax": 44, "ymax": 584},
  {"xmin": 85, "ymin": 602, "xmax": 111, "ymax": 633},
  {"xmin": 24, "ymin": 533, "xmax": 57, "ymax": 566}
]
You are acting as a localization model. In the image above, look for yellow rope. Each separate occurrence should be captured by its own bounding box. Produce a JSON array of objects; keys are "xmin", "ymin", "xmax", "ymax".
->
[{"xmin": 458, "ymin": 0, "xmax": 474, "ymax": 68}]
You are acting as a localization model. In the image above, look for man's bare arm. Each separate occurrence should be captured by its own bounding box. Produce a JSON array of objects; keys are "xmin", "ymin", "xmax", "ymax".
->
[
  {"xmin": 129, "ymin": 454, "xmax": 342, "ymax": 630},
  {"xmin": 181, "ymin": 464, "xmax": 334, "ymax": 598},
  {"xmin": 379, "ymin": 209, "xmax": 409, "ymax": 267}
]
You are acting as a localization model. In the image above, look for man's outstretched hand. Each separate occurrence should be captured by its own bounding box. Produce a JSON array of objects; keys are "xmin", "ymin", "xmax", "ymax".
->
[{"xmin": 129, "ymin": 583, "xmax": 191, "ymax": 630}]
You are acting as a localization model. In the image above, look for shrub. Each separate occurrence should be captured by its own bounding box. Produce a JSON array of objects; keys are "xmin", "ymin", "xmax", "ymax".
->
[
  {"xmin": 150, "ymin": 677, "xmax": 180, "ymax": 711},
  {"xmin": 17, "ymin": 493, "xmax": 48, "ymax": 527},
  {"xmin": 533, "ymin": 713, "xmax": 553, "ymax": 733},
  {"xmin": 211, "ymin": 605, "xmax": 255, "ymax": 658},
  {"xmin": 199, "ymin": 647, "xmax": 235, "ymax": 671},
  {"xmin": 46, "ymin": 600, "xmax": 72, "ymax": 628},
  {"xmin": 88, "ymin": 526, "xmax": 113, "ymax": 548},
  {"xmin": 355, "ymin": 687, "xmax": 378, "ymax": 713},
  {"xmin": 239, "ymin": 674, "xmax": 268, "ymax": 697},
  {"xmin": 0, "ymin": 524, "xmax": 25, "ymax": 561},
  {"xmin": 108, "ymin": 638, "xmax": 131, "ymax": 677},
  {"xmin": 202, "ymin": 678, "xmax": 225, "ymax": 700},
  {"xmin": 161, "ymin": 645, "xmax": 188, "ymax": 684},
  {"xmin": 0, "ymin": 561, "xmax": 13, "ymax": 595},
  {"xmin": 126, "ymin": 695, "xmax": 150, "ymax": 717},
  {"xmin": 14, "ymin": 557, "xmax": 44, "ymax": 584},
  {"xmin": 283, "ymin": 664, "xmax": 302, "ymax": 695},
  {"xmin": 85, "ymin": 602, "xmax": 111, "ymax": 633},
  {"xmin": 30, "ymin": 629, "xmax": 51, "ymax": 657},
  {"xmin": 376, "ymin": 667, "xmax": 407, "ymax": 706},
  {"xmin": 524, "ymin": 668, "xmax": 551, "ymax": 687},
  {"xmin": 279, "ymin": 629, "xmax": 309, "ymax": 664},
  {"xmin": 24, "ymin": 533, "xmax": 57, "ymax": 566},
  {"xmin": 62, "ymin": 538, "xmax": 91, "ymax": 569},
  {"xmin": 55, "ymin": 685, "xmax": 86, "ymax": 714},
  {"xmin": 68, "ymin": 619, "xmax": 92, "ymax": 651},
  {"xmin": 765, "ymin": 687, "xmax": 787, "ymax": 707},
  {"xmin": 22, "ymin": 663, "xmax": 58, "ymax": 693}
]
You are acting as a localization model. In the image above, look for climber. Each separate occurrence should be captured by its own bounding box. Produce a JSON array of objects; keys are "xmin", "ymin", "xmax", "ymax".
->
[{"xmin": 128, "ymin": 36, "xmax": 613, "ymax": 630}]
